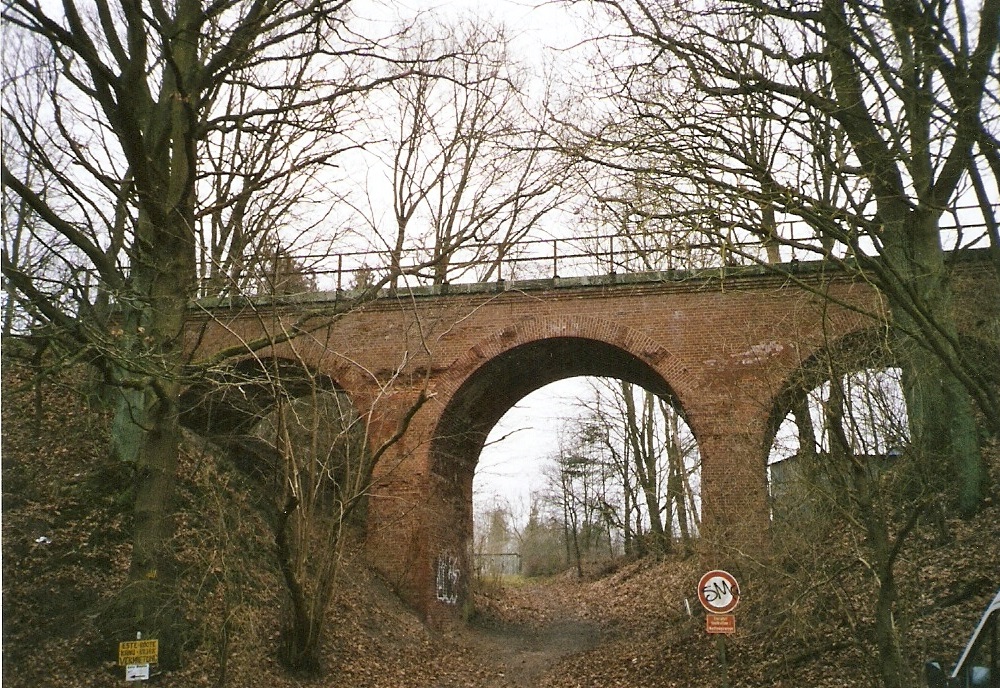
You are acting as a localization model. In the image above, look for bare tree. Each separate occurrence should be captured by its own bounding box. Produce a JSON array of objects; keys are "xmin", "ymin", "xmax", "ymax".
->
[
  {"xmin": 574, "ymin": 379, "xmax": 700, "ymax": 557},
  {"xmin": 0, "ymin": 0, "xmax": 424, "ymax": 661},
  {"xmin": 582, "ymin": 389, "xmax": 644, "ymax": 555},
  {"xmin": 264, "ymin": 386, "xmax": 366, "ymax": 673},
  {"xmin": 541, "ymin": 422, "xmax": 619, "ymax": 576},
  {"xmin": 0, "ymin": 45, "xmax": 66, "ymax": 434},
  {"xmin": 353, "ymin": 17, "xmax": 574, "ymax": 287},
  {"xmin": 472, "ymin": 498, "xmax": 522, "ymax": 582},
  {"xmin": 620, "ymin": 382, "xmax": 670, "ymax": 554},
  {"xmin": 196, "ymin": 69, "xmax": 359, "ymax": 298},
  {"xmin": 519, "ymin": 495, "xmax": 567, "ymax": 576},
  {"xmin": 262, "ymin": 376, "xmax": 415, "ymax": 674},
  {"xmin": 561, "ymin": 0, "xmax": 999, "ymax": 519},
  {"xmin": 546, "ymin": 450, "xmax": 588, "ymax": 577},
  {"xmin": 661, "ymin": 396, "xmax": 699, "ymax": 550},
  {"xmin": 768, "ymin": 345, "xmax": 928, "ymax": 687}
]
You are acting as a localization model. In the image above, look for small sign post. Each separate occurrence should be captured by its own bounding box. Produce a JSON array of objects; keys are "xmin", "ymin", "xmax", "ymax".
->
[
  {"xmin": 119, "ymin": 633, "xmax": 158, "ymax": 682},
  {"xmin": 698, "ymin": 570, "xmax": 740, "ymax": 688}
]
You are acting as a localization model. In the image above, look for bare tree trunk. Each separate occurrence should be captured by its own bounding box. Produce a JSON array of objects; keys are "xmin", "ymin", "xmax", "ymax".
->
[
  {"xmin": 662, "ymin": 403, "xmax": 690, "ymax": 550},
  {"xmin": 623, "ymin": 382, "xmax": 668, "ymax": 554},
  {"xmin": 824, "ymin": 375, "xmax": 911, "ymax": 688}
]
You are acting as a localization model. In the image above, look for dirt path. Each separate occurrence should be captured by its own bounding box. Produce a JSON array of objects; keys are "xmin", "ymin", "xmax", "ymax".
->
[
  {"xmin": 460, "ymin": 616, "xmax": 603, "ymax": 687},
  {"xmin": 445, "ymin": 579, "xmax": 606, "ymax": 687}
]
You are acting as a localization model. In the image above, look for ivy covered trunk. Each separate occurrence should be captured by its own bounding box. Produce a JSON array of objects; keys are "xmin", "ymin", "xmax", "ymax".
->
[
  {"xmin": 881, "ymin": 209, "xmax": 984, "ymax": 517},
  {"xmin": 109, "ymin": 380, "xmax": 186, "ymax": 668},
  {"xmin": 103, "ymin": 0, "xmax": 201, "ymax": 666}
]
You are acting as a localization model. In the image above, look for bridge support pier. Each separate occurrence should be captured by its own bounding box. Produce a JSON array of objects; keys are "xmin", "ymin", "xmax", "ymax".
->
[{"xmin": 699, "ymin": 432, "xmax": 771, "ymax": 558}]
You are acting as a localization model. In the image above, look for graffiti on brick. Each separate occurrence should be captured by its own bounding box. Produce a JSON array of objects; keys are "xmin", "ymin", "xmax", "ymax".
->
[{"xmin": 435, "ymin": 552, "xmax": 461, "ymax": 604}]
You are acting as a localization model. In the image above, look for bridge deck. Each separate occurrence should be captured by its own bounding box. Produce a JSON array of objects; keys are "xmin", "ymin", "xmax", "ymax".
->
[{"xmin": 193, "ymin": 248, "xmax": 993, "ymax": 310}]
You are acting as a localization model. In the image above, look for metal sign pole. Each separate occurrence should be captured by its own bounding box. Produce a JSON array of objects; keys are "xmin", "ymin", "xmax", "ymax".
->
[
  {"xmin": 697, "ymin": 571, "xmax": 740, "ymax": 688},
  {"xmin": 717, "ymin": 634, "xmax": 730, "ymax": 688}
]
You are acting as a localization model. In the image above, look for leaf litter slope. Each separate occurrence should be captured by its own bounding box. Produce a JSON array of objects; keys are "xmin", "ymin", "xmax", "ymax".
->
[
  {"xmin": 0, "ymin": 359, "xmax": 605, "ymax": 688},
  {"xmin": 2, "ymin": 357, "xmax": 999, "ymax": 687}
]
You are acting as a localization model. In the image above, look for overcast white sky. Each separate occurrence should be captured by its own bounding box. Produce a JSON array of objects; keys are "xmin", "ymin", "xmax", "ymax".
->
[{"xmin": 474, "ymin": 377, "xmax": 592, "ymax": 515}]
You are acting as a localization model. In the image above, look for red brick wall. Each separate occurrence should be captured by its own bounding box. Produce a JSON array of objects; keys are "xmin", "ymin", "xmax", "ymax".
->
[{"xmin": 184, "ymin": 261, "xmax": 998, "ymax": 618}]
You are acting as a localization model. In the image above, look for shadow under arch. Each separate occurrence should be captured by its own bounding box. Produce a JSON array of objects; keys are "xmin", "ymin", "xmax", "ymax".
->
[
  {"xmin": 179, "ymin": 356, "xmax": 342, "ymax": 437},
  {"xmin": 425, "ymin": 335, "xmax": 685, "ymax": 609},
  {"xmin": 178, "ymin": 356, "xmax": 358, "ymax": 482},
  {"xmin": 178, "ymin": 356, "xmax": 375, "ymax": 535}
]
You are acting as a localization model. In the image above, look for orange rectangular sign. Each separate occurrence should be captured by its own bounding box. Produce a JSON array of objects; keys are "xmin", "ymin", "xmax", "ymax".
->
[{"xmin": 706, "ymin": 613, "xmax": 736, "ymax": 634}]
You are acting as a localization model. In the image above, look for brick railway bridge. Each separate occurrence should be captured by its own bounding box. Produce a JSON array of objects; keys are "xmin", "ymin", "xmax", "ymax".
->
[{"xmin": 181, "ymin": 253, "xmax": 998, "ymax": 619}]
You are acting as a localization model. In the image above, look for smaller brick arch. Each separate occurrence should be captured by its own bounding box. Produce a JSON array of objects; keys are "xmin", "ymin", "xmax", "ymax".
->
[
  {"xmin": 764, "ymin": 327, "xmax": 1000, "ymax": 457},
  {"xmin": 763, "ymin": 327, "xmax": 898, "ymax": 454},
  {"xmin": 179, "ymin": 355, "xmax": 344, "ymax": 437},
  {"xmin": 177, "ymin": 355, "xmax": 373, "ymax": 502}
]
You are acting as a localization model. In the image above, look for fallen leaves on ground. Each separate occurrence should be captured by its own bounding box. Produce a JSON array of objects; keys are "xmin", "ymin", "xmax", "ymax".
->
[{"xmin": 3, "ymin": 359, "xmax": 998, "ymax": 687}]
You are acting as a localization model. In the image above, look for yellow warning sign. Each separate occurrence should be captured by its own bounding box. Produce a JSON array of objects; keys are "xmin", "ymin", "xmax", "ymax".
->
[{"xmin": 118, "ymin": 639, "xmax": 158, "ymax": 666}]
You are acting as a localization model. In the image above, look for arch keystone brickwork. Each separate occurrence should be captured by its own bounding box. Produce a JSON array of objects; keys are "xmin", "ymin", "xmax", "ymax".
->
[{"xmin": 435, "ymin": 314, "xmax": 681, "ymax": 399}]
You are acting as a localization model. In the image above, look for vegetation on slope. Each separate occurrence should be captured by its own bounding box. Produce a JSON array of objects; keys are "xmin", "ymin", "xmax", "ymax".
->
[{"xmin": 2, "ymin": 356, "xmax": 998, "ymax": 687}]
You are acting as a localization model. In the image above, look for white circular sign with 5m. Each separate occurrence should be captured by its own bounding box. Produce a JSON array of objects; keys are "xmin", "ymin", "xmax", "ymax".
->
[{"xmin": 698, "ymin": 570, "xmax": 740, "ymax": 614}]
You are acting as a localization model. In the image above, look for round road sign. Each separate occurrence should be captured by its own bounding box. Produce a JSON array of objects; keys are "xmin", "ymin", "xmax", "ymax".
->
[{"xmin": 698, "ymin": 570, "xmax": 740, "ymax": 613}]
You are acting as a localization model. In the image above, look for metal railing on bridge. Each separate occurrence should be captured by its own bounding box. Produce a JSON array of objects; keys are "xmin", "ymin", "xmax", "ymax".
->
[{"xmin": 196, "ymin": 205, "xmax": 997, "ymax": 298}]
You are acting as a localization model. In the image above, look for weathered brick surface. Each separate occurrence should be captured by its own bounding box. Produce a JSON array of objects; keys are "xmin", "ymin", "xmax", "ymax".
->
[{"xmin": 184, "ymin": 260, "xmax": 998, "ymax": 618}]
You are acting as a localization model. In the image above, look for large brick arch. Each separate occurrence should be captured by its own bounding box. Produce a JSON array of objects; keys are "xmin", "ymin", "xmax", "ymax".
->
[
  {"xmin": 418, "ymin": 317, "xmax": 691, "ymax": 614},
  {"xmin": 432, "ymin": 335, "xmax": 675, "ymax": 465}
]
